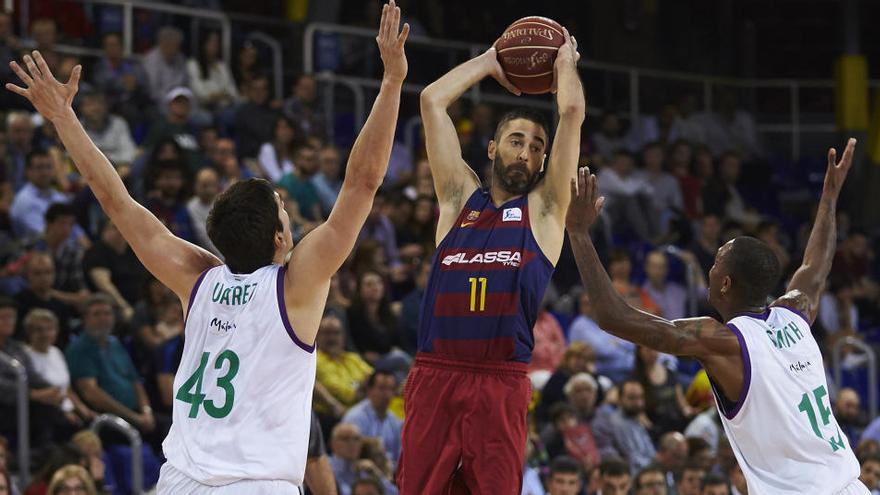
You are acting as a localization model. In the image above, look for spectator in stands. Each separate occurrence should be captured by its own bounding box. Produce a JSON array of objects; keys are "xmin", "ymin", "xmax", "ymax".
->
[
  {"xmin": 547, "ymin": 456, "xmax": 584, "ymax": 495},
  {"xmin": 642, "ymin": 250, "xmax": 688, "ymax": 320},
  {"xmin": 544, "ymin": 401, "xmax": 600, "ymax": 473},
  {"xmin": 356, "ymin": 192, "xmax": 400, "ymax": 269},
  {"xmin": 859, "ymin": 454, "xmax": 880, "ymax": 494},
  {"xmin": 258, "ymin": 115, "xmax": 299, "ymax": 183},
  {"xmin": 598, "ymin": 150, "xmax": 654, "ymax": 242},
  {"xmin": 284, "ymin": 74, "xmax": 326, "ymax": 140},
  {"xmin": 279, "ymin": 145, "xmax": 324, "ymax": 223},
  {"xmin": 347, "ymin": 270, "xmax": 404, "ymax": 367},
  {"xmin": 187, "ymin": 30, "xmax": 239, "ymax": 112},
  {"xmin": 24, "ymin": 309, "xmax": 95, "ymax": 424},
  {"xmin": 10, "ymin": 150, "xmax": 69, "ymax": 238},
  {"xmin": 232, "ymin": 40, "xmax": 259, "ymax": 93},
  {"xmin": 675, "ymin": 461, "xmax": 706, "ymax": 495},
  {"xmin": 329, "ymin": 423, "xmax": 397, "ymax": 495},
  {"xmin": 15, "ymin": 253, "xmax": 76, "ymax": 345},
  {"xmin": 569, "ymin": 292, "xmax": 633, "ymax": 383},
  {"xmin": 145, "ymin": 159, "xmax": 195, "ymax": 242},
  {"xmin": 29, "ymin": 18, "xmax": 59, "ymax": 74},
  {"xmin": 70, "ymin": 430, "xmax": 120, "ymax": 495},
  {"xmin": 726, "ymin": 462, "xmax": 747, "ymax": 495},
  {"xmin": 531, "ymin": 296, "xmax": 567, "ymax": 374},
  {"xmin": 211, "ymin": 138, "xmax": 254, "ymax": 189},
  {"xmin": 82, "ymin": 220, "xmax": 148, "ymax": 320},
  {"xmin": 79, "ymin": 90, "xmax": 136, "ymax": 173},
  {"xmin": 187, "ymin": 167, "xmax": 221, "ymax": 255},
  {"xmin": 142, "ymin": 27, "xmax": 189, "ymax": 104},
  {"xmin": 591, "ymin": 112, "xmax": 626, "ymax": 162},
  {"xmin": 701, "ymin": 91, "xmax": 761, "ymax": 160},
  {"xmin": 820, "ymin": 278, "xmax": 859, "ymax": 348},
  {"xmin": 46, "ymin": 464, "xmax": 98, "ymax": 495},
  {"xmin": 137, "ymin": 296, "xmax": 182, "ymax": 354},
  {"xmin": 835, "ymin": 388, "xmax": 866, "ymax": 447},
  {"xmin": 565, "ymin": 372, "xmax": 600, "ymax": 423},
  {"xmin": 686, "ymin": 437, "xmax": 714, "ymax": 471},
  {"xmin": 831, "ymin": 231, "xmax": 878, "ymax": 312},
  {"xmin": 634, "ymin": 464, "xmax": 668, "ymax": 495},
  {"xmin": 398, "ymin": 260, "xmax": 430, "ymax": 355},
  {"xmin": 143, "ymin": 88, "xmax": 200, "ymax": 169},
  {"xmin": 66, "ymin": 294, "xmax": 156, "ymax": 436},
  {"xmin": 703, "ymin": 152, "xmax": 761, "ymax": 227},
  {"xmin": 0, "ymin": 10, "xmax": 19, "ymax": 88},
  {"xmin": 314, "ymin": 313, "xmax": 373, "ymax": 419},
  {"xmin": 24, "ymin": 443, "xmax": 86, "ymax": 495},
  {"xmin": 593, "ymin": 380, "xmax": 656, "ymax": 473},
  {"xmin": 6, "ymin": 112, "xmax": 35, "ymax": 191},
  {"xmin": 342, "ymin": 370, "xmax": 402, "ymax": 465},
  {"xmin": 234, "ymin": 74, "xmax": 279, "ymax": 160},
  {"xmin": 351, "ymin": 477, "xmax": 384, "ymax": 495},
  {"xmin": 689, "ymin": 214, "xmax": 722, "ymax": 277},
  {"xmin": 313, "ymin": 144, "xmax": 344, "ymax": 217},
  {"xmin": 637, "ymin": 142, "xmax": 683, "ymax": 236},
  {"xmin": 91, "ymin": 33, "xmax": 148, "ymax": 122},
  {"xmin": 598, "ymin": 457, "xmax": 633, "ymax": 495},
  {"xmin": 538, "ymin": 342, "xmax": 597, "ymax": 422},
  {"xmin": 653, "ymin": 432, "xmax": 688, "ymax": 492},
  {"xmin": 28, "ymin": 203, "xmax": 89, "ymax": 299},
  {"xmin": 461, "ymin": 102, "xmax": 495, "ymax": 172},
  {"xmin": 684, "ymin": 404, "xmax": 722, "ymax": 456},
  {"xmin": 667, "ymin": 140, "xmax": 701, "ymax": 219},
  {"xmin": 634, "ymin": 345, "xmax": 694, "ymax": 435},
  {"xmin": 700, "ymin": 474, "xmax": 730, "ymax": 495},
  {"xmin": 609, "ymin": 250, "xmax": 661, "ymax": 315},
  {"xmin": 2, "ymin": 300, "xmax": 80, "ymax": 454}
]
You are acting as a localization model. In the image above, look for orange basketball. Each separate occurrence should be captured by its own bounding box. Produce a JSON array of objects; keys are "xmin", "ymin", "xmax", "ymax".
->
[{"xmin": 495, "ymin": 16, "xmax": 566, "ymax": 95}]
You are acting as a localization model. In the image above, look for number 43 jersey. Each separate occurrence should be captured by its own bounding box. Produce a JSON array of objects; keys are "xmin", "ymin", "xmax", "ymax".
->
[
  {"xmin": 162, "ymin": 264, "xmax": 316, "ymax": 486},
  {"xmin": 715, "ymin": 306, "xmax": 862, "ymax": 494},
  {"xmin": 418, "ymin": 188, "xmax": 555, "ymax": 363}
]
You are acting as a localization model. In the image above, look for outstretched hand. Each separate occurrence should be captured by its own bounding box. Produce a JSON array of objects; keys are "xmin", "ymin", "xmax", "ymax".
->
[
  {"xmin": 6, "ymin": 51, "xmax": 81, "ymax": 122},
  {"xmin": 376, "ymin": 0, "xmax": 410, "ymax": 84},
  {"xmin": 565, "ymin": 167, "xmax": 605, "ymax": 233},
  {"xmin": 823, "ymin": 138, "xmax": 856, "ymax": 202}
]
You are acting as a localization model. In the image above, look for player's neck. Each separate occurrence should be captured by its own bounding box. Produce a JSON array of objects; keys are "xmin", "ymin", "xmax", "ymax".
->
[
  {"xmin": 489, "ymin": 184, "xmax": 524, "ymax": 207},
  {"xmin": 720, "ymin": 303, "xmax": 767, "ymax": 322}
]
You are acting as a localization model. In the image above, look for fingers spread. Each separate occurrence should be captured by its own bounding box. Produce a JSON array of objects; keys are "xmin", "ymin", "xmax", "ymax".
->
[
  {"xmin": 5, "ymin": 82, "xmax": 28, "ymax": 97},
  {"xmin": 24, "ymin": 55, "xmax": 41, "ymax": 80},
  {"xmin": 33, "ymin": 51, "xmax": 53, "ymax": 80},
  {"xmin": 9, "ymin": 61, "xmax": 33, "ymax": 86},
  {"xmin": 397, "ymin": 23, "xmax": 410, "ymax": 47}
]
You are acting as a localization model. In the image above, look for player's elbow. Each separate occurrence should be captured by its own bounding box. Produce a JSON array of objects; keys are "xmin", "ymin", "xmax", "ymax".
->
[
  {"xmin": 420, "ymin": 85, "xmax": 447, "ymax": 110},
  {"xmin": 558, "ymin": 103, "xmax": 586, "ymax": 121}
]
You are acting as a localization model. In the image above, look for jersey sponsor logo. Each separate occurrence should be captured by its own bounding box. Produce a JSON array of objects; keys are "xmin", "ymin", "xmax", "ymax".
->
[
  {"xmin": 765, "ymin": 321, "xmax": 804, "ymax": 349},
  {"xmin": 211, "ymin": 282, "xmax": 258, "ymax": 306},
  {"xmin": 789, "ymin": 360, "xmax": 813, "ymax": 373},
  {"xmin": 502, "ymin": 207, "xmax": 522, "ymax": 222},
  {"xmin": 208, "ymin": 317, "xmax": 237, "ymax": 335},
  {"xmin": 441, "ymin": 250, "xmax": 522, "ymax": 267},
  {"xmin": 460, "ymin": 210, "xmax": 480, "ymax": 227}
]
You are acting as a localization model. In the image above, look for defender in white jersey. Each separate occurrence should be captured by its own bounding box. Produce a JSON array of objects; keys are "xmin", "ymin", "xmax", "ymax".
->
[
  {"xmin": 6, "ymin": 4, "xmax": 410, "ymax": 491},
  {"xmin": 566, "ymin": 138, "xmax": 870, "ymax": 495}
]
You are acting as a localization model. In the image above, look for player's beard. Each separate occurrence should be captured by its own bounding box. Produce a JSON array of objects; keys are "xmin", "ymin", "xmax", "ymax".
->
[{"xmin": 493, "ymin": 156, "xmax": 539, "ymax": 195}]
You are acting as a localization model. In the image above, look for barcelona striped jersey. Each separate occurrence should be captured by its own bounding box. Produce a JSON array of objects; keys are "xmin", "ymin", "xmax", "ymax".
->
[{"xmin": 417, "ymin": 188, "xmax": 555, "ymax": 363}]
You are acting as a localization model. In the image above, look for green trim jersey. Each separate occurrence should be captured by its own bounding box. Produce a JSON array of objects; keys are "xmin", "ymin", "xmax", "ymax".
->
[
  {"xmin": 714, "ymin": 306, "xmax": 866, "ymax": 494},
  {"xmin": 161, "ymin": 264, "xmax": 316, "ymax": 487}
]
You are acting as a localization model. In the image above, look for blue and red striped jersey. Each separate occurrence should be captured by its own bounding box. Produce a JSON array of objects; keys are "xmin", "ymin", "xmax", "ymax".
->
[{"xmin": 418, "ymin": 188, "xmax": 555, "ymax": 363}]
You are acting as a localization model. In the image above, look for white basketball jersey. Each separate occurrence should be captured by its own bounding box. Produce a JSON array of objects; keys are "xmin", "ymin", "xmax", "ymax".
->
[
  {"xmin": 713, "ymin": 306, "xmax": 862, "ymax": 494},
  {"xmin": 162, "ymin": 264, "xmax": 316, "ymax": 486}
]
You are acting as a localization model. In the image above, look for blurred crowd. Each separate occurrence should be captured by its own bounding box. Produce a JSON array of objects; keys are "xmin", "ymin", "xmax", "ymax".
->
[{"xmin": 1, "ymin": 9, "xmax": 880, "ymax": 495}]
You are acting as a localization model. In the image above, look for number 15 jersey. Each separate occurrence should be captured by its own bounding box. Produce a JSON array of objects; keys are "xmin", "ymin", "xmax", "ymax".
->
[
  {"xmin": 162, "ymin": 264, "xmax": 316, "ymax": 486},
  {"xmin": 418, "ymin": 188, "xmax": 555, "ymax": 363},
  {"xmin": 715, "ymin": 307, "xmax": 862, "ymax": 494}
]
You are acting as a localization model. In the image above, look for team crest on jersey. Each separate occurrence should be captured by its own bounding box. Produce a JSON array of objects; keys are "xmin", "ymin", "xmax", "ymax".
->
[
  {"xmin": 502, "ymin": 207, "xmax": 522, "ymax": 222},
  {"xmin": 460, "ymin": 210, "xmax": 480, "ymax": 227}
]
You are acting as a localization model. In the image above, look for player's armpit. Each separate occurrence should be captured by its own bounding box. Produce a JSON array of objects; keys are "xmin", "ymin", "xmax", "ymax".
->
[{"xmin": 770, "ymin": 289, "xmax": 815, "ymax": 325}]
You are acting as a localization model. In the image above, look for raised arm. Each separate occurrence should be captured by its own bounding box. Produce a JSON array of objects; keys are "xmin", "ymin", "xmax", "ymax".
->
[
  {"xmin": 531, "ymin": 29, "xmax": 585, "ymax": 264},
  {"xmin": 772, "ymin": 139, "xmax": 855, "ymax": 323},
  {"xmin": 565, "ymin": 168, "xmax": 744, "ymax": 400},
  {"xmin": 285, "ymin": 1, "xmax": 408, "ymax": 342},
  {"xmin": 420, "ymin": 48, "xmax": 520, "ymax": 242},
  {"xmin": 6, "ymin": 52, "xmax": 220, "ymax": 304}
]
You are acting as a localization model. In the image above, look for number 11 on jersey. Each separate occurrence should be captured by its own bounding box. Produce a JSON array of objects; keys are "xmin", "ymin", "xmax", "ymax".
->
[{"xmin": 469, "ymin": 277, "xmax": 487, "ymax": 312}]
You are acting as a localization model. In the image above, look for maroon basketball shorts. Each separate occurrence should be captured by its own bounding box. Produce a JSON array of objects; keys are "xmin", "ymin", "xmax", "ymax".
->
[{"xmin": 396, "ymin": 353, "xmax": 532, "ymax": 495}]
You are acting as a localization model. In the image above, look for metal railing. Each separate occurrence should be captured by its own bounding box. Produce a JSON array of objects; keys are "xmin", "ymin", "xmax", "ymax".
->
[
  {"xmin": 0, "ymin": 353, "xmax": 29, "ymax": 488},
  {"xmin": 91, "ymin": 415, "xmax": 144, "ymax": 495},
  {"xmin": 832, "ymin": 336, "xmax": 877, "ymax": 420},
  {"xmin": 246, "ymin": 31, "xmax": 284, "ymax": 101},
  {"xmin": 303, "ymin": 23, "xmax": 879, "ymax": 160}
]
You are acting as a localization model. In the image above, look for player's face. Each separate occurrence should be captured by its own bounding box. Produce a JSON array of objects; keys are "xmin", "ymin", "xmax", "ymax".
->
[
  {"xmin": 548, "ymin": 472, "xmax": 583, "ymax": 495},
  {"xmin": 490, "ymin": 119, "xmax": 547, "ymax": 195},
  {"xmin": 601, "ymin": 474, "xmax": 632, "ymax": 495}
]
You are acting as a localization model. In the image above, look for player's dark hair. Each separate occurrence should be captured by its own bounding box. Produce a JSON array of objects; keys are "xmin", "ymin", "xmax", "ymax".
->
[
  {"xmin": 549, "ymin": 455, "xmax": 582, "ymax": 478},
  {"xmin": 44, "ymin": 202, "xmax": 75, "ymax": 224},
  {"xmin": 635, "ymin": 464, "xmax": 666, "ymax": 488},
  {"xmin": 208, "ymin": 178, "xmax": 283, "ymax": 274},
  {"xmin": 599, "ymin": 457, "xmax": 630, "ymax": 477},
  {"xmin": 701, "ymin": 473, "xmax": 729, "ymax": 490},
  {"xmin": 365, "ymin": 369, "xmax": 396, "ymax": 389},
  {"xmin": 723, "ymin": 236, "xmax": 781, "ymax": 307},
  {"xmin": 493, "ymin": 107, "xmax": 550, "ymax": 143}
]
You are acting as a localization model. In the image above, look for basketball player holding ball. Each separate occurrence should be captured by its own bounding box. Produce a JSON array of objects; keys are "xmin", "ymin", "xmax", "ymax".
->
[{"xmin": 397, "ymin": 18, "xmax": 583, "ymax": 494}]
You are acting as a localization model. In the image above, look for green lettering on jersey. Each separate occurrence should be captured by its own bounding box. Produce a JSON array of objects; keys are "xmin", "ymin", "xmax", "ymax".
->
[
  {"xmin": 231, "ymin": 285, "xmax": 243, "ymax": 305},
  {"xmin": 767, "ymin": 322, "xmax": 804, "ymax": 350},
  {"xmin": 211, "ymin": 282, "xmax": 259, "ymax": 306},
  {"xmin": 220, "ymin": 288, "xmax": 231, "ymax": 305}
]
